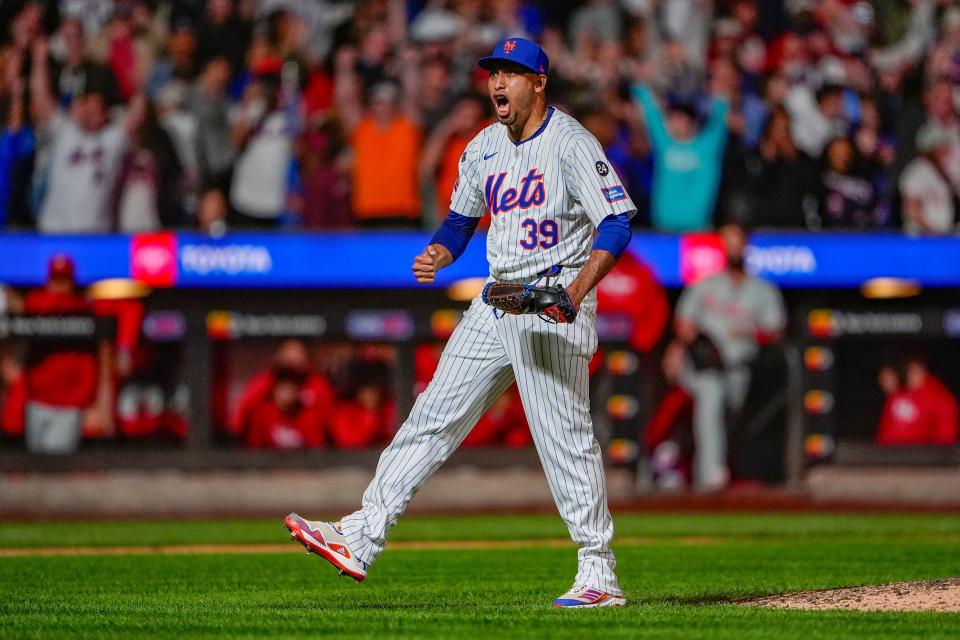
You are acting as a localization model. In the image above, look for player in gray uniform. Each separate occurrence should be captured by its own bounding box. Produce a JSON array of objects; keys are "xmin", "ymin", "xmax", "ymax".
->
[
  {"xmin": 284, "ymin": 38, "xmax": 636, "ymax": 608},
  {"xmin": 663, "ymin": 221, "xmax": 786, "ymax": 491}
]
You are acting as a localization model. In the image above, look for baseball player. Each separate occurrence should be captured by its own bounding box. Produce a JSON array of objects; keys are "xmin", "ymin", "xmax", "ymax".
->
[
  {"xmin": 663, "ymin": 221, "xmax": 786, "ymax": 491},
  {"xmin": 285, "ymin": 37, "xmax": 636, "ymax": 608}
]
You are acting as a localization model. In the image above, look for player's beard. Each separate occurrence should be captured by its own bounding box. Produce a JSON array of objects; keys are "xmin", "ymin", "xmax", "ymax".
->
[{"xmin": 727, "ymin": 254, "xmax": 745, "ymax": 272}]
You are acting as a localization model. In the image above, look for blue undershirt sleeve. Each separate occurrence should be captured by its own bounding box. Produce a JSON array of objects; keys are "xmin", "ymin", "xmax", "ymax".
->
[
  {"xmin": 429, "ymin": 211, "xmax": 481, "ymax": 261},
  {"xmin": 592, "ymin": 212, "xmax": 633, "ymax": 259}
]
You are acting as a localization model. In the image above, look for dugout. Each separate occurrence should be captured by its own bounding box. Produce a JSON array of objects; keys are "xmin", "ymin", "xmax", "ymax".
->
[
  {"xmin": 795, "ymin": 295, "xmax": 960, "ymax": 468},
  {"xmin": 0, "ymin": 286, "xmax": 541, "ymax": 471},
  {"xmin": 1, "ymin": 231, "xmax": 959, "ymax": 481}
]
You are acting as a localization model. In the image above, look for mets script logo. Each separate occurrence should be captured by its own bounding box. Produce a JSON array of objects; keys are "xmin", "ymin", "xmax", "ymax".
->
[
  {"xmin": 485, "ymin": 169, "xmax": 546, "ymax": 215},
  {"xmin": 503, "ymin": 40, "xmax": 517, "ymax": 53}
]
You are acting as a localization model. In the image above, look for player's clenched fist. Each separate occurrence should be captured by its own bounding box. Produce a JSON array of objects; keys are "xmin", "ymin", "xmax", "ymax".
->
[{"xmin": 412, "ymin": 244, "xmax": 452, "ymax": 284}]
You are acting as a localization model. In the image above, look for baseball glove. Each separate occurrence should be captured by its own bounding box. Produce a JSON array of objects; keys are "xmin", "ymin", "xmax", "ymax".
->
[
  {"xmin": 687, "ymin": 333, "xmax": 724, "ymax": 371},
  {"xmin": 481, "ymin": 282, "xmax": 577, "ymax": 324}
]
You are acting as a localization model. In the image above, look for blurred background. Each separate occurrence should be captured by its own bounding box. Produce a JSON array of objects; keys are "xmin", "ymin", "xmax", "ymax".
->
[{"xmin": 1, "ymin": 0, "xmax": 959, "ymax": 516}]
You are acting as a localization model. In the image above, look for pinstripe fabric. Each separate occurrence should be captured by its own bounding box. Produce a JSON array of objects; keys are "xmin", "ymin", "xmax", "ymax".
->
[
  {"xmin": 340, "ymin": 106, "xmax": 627, "ymax": 596},
  {"xmin": 495, "ymin": 281, "xmax": 619, "ymax": 594},
  {"xmin": 448, "ymin": 107, "xmax": 636, "ymax": 283},
  {"xmin": 341, "ymin": 298, "xmax": 515, "ymax": 566}
]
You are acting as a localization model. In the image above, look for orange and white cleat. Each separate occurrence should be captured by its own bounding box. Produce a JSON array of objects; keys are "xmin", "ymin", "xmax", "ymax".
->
[
  {"xmin": 283, "ymin": 513, "xmax": 368, "ymax": 582},
  {"xmin": 553, "ymin": 586, "xmax": 626, "ymax": 608}
]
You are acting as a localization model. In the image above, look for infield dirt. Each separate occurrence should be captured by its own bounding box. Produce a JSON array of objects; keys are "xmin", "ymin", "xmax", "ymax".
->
[{"xmin": 742, "ymin": 578, "xmax": 960, "ymax": 612}]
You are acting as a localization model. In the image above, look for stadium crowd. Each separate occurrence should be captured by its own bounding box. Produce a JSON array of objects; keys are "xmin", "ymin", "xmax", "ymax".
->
[{"xmin": 0, "ymin": 0, "xmax": 958, "ymax": 234}]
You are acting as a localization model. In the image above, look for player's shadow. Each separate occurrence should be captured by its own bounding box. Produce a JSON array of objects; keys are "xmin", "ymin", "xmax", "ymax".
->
[{"xmin": 635, "ymin": 595, "xmax": 738, "ymax": 606}]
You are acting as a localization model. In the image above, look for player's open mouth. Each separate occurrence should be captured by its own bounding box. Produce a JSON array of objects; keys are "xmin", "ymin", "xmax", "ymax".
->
[{"xmin": 494, "ymin": 94, "xmax": 510, "ymax": 118}]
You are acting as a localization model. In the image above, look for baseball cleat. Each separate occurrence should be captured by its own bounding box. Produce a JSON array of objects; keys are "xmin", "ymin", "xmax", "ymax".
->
[
  {"xmin": 283, "ymin": 513, "xmax": 368, "ymax": 582},
  {"xmin": 553, "ymin": 586, "xmax": 626, "ymax": 608}
]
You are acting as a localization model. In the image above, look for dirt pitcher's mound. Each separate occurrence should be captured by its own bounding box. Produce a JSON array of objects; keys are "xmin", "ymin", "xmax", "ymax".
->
[{"xmin": 742, "ymin": 578, "xmax": 960, "ymax": 612}]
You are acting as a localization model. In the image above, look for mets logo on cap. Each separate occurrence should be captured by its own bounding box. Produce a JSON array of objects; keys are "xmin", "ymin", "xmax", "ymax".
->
[{"xmin": 478, "ymin": 38, "xmax": 550, "ymax": 75}]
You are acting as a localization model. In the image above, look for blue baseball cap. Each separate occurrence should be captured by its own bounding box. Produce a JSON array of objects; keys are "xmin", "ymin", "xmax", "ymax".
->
[{"xmin": 478, "ymin": 38, "xmax": 549, "ymax": 76}]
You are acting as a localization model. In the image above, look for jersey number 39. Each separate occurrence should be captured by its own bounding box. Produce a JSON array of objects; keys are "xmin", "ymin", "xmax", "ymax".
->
[{"xmin": 520, "ymin": 219, "xmax": 558, "ymax": 250}]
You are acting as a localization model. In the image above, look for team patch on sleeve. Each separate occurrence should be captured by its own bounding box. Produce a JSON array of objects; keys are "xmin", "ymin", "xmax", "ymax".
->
[{"xmin": 601, "ymin": 185, "xmax": 626, "ymax": 203}]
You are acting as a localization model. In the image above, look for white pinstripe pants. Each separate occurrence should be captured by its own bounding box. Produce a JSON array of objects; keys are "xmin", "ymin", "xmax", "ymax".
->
[{"xmin": 341, "ymin": 287, "xmax": 621, "ymax": 595}]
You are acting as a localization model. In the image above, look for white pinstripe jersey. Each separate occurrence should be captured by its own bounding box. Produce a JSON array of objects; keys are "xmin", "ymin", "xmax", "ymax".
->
[{"xmin": 449, "ymin": 107, "xmax": 637, "ymax": 282}]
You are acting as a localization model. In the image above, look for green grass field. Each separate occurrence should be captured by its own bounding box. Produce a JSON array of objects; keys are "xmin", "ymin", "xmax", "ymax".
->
[{"xmin": 1, "ymin": 513, "xmax": 959, "ymax": 639}]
